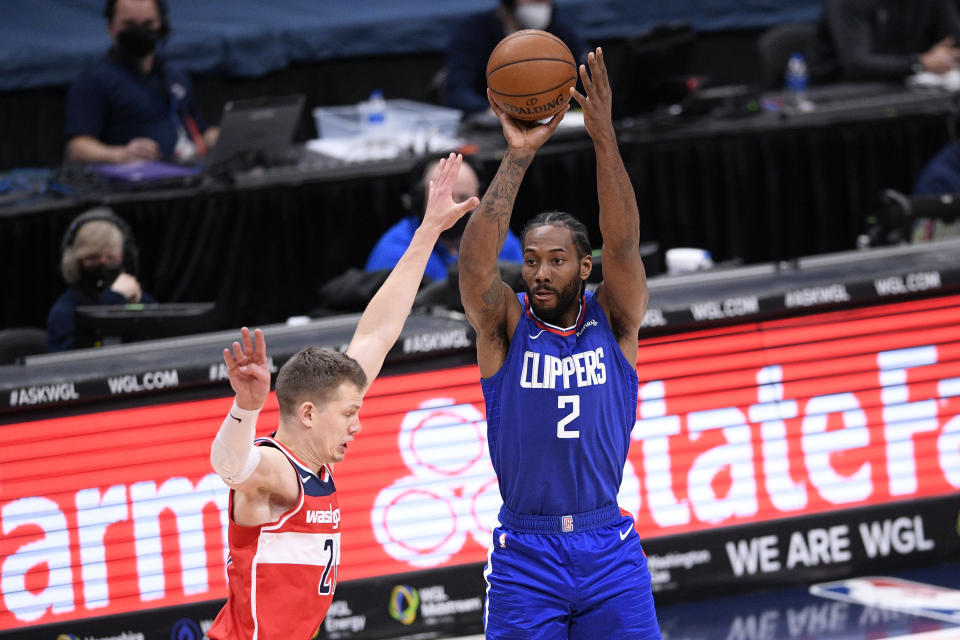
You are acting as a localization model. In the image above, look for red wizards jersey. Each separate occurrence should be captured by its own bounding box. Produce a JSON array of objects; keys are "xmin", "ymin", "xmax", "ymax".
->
[{"xmin": 208, "ymin": 436, "xmax": 341, "ymax": 640}]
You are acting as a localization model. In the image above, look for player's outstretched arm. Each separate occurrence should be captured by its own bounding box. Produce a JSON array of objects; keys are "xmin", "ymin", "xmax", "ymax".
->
[
  {"xmin": 210, "ymin": 328, "xmax": 292, "ymax": 497},
  {"xmin": 347, "ymin": 154, "xmax": 479, "ymax": 387},
  {"xmin": 571, "ymin": 48, "xmax": 648, "ymax": 363},
  {"xmin": 459, "ymin": 92, "xmax": 567, "ymax": 377}
]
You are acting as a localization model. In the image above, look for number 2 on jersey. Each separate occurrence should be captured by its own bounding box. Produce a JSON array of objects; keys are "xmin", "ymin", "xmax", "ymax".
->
[
  {"xmin": 318, "ymin": 537, "xmax": 337, "ymax": 595},
  {"xmin": 557, "ymin": 395, "xmax": 580, "ymax": 438}
]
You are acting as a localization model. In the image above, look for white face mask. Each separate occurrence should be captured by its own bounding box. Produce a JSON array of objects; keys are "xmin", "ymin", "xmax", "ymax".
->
[{"xmin": 514, "ymin": 3, "xmax": 552, "ymax": 30}]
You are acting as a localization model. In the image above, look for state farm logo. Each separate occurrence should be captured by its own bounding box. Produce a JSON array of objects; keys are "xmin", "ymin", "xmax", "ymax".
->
[{"xmin": 370, "ymin": 398, "xmax": 641, "ymax": 568}]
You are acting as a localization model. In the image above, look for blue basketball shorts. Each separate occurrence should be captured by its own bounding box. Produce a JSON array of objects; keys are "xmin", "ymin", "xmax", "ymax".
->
[{"xmin": 483, "ymin": 505, "xmax": 662, "ymax": 640}]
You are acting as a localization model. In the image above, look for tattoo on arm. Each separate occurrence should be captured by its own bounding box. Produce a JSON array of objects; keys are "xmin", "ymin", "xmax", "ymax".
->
[
  {"xmin": 467, "ymin": 151, "xmax": 530, "ymax": 316},
  {"xmin": 478, "ymin": 153, "xmax": 531, "ymax": 247},
  {"xmin": 481, "ymin": 274, "xmax": 505, "ymax": 308}
]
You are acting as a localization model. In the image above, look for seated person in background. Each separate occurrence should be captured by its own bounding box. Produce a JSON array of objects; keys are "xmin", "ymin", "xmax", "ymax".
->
[
  {"xmin": 47, "ymin": 207, "xmax": 155, "ymax": 352},
  {"xmin": 914, "ymin": 143, "xmax": 960, "ymax": 195},
  {"xmin": 365, "ymin": 156, "xmax": 523, "ymax": 282},
  {"xmin": 65, "ymin": 0, "xmax": 218, "ymax": 165},
  {"xmin": 910, "ymin": 142, "xmax": 960, "ymax": 241},
  {"xmin": 808, "ymin": 0, "xmax": 960, "ymax": 83},
  {"xmin": 444, "ymin": 0, "xmax": 589, "ymax": 115}
]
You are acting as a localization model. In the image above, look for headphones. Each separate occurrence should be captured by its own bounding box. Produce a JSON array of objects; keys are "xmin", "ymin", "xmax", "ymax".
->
[
  {"xmin": 400, "ymin": 154, "xmax": 487, "ymax": 220},
  {"xmin": 104, "ymin": 0, "xmax": 171, "ymax": 40},
  {"xmin": 61, "ymin": 207, "xmax": 140, "ymax": 278}
]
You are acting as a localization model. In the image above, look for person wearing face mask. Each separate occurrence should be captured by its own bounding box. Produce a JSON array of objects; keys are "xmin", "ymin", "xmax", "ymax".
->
[
  {"xmin": 46, "ymin": 208, "xmax": 156, "ymax": 352},
  {"xmin": 444, "ymin": 0, "xmax": 589, "ymax": 116},
  {"xmin": 64, "ymin": 0, "xmax": 218, "ymax": 165}
]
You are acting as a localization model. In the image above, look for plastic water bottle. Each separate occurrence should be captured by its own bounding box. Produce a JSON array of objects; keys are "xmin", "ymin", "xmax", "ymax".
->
[
  {"xmin": 785, "ymin": 53, "xmax": 814, "ymax": 112},
  {"xmin": 363, "ymin": 89, "xmax": 387, "ymax": 133}
]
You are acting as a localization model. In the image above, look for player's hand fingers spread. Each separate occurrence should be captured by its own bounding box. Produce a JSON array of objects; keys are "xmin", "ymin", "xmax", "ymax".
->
[
  {"xmin": 253, "ymin": 328, "xmax": 266, "ymax": 364},
  {"xmin": 240, "ymin": 327, "xmax": 254, "ymax": 357},
  {"xmin": 231, "ymin": 340, "xmax": 245, "ymax": 364},
  {"xmin": 449, "ymin": 153, "xmax": 462, "ymax": 183},
  {"xmin": 570, "ymin": 87, "xmax": 587, "ymax": 108},
  {"xmin": 436, "ymin": 156, "xmax": 450, "ymax": 185},
  {"xmin": 456, "ymin": 196, "xmax": 480, "ymax": 217},
  {"xmin": 439, "ymin": 153, "xmax": 459, "ymax": 190},
  {"xmin": 579, "ymin": 61, "xmax": 595, "ymax": 95},
  {"xmin": 594, "ymin": 48, "xmax": 610, "ymax": 92}
]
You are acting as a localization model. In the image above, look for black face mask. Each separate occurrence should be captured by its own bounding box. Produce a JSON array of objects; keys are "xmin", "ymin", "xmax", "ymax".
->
[
  {"xmin": 79, "ymin": 265, "xmax": 123, "ymax": 298},
  {"xmin": 440, "ymin": 214, "xmax": 470, "ymax": 242},
  {"xmin": 116, "ymin": 25, "xmax": 161, "ymax": 59}
]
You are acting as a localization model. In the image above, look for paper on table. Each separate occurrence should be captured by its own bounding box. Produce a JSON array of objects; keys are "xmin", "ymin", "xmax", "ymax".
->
[
  {"xmin": 907, "ymin": 68, "xmax": 960, "ymax": 92},
  {"xmin": 306, "ymin": 130, "xmax": 462, "ymax": 163}
]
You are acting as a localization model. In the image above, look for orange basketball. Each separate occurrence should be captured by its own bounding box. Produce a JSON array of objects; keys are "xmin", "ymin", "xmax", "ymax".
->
[{"xmin": 486, "ymin": 29, "xmax": 577, "ymax": 121}]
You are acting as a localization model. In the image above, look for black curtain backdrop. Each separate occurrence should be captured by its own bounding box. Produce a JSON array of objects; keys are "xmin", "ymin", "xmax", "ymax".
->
[
  {"xmin": 2, "ymin": 108, "xmax": 954, "ymax": 331},
  {"xmin": 621, "ymin": 113, "xmax": 954, "ymax": 264}
]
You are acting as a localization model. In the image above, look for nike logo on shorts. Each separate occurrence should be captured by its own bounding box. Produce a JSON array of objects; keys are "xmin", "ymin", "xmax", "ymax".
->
[{"xmin": 620, "ymin": 527, "xmax": 632, "ymax": 541}]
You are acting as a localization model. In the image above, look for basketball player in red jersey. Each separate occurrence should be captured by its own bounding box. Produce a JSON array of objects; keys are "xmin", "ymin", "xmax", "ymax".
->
[{"xmin": 206, "ymin": 154, "xmax": 479, "ymax": 640}]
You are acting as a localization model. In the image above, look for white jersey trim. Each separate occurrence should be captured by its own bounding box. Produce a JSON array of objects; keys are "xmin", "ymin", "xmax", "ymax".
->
[
  {"xmin": 527, "ymin": 296, "xmax": 584, "ymax": 332},
  {"xmin": 257, "ymin": 435, "xmax": 332, "ymax": 482},
  {"xmin": 482, "ymin": 519, "xmax": 502, "ymax": 630},
  {"xmin": 250, "ymin": 443, "xmax": 307, "ymax": 640},
  {"xmin": 258, "ymin": 531, "xmax": 341, "ymax": 566}
]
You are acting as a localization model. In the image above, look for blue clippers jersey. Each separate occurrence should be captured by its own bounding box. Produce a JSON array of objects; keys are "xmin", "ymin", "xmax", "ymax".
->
[{"xmin": 481, "ymin": 291, "xmax": 639, "ymax": 516}]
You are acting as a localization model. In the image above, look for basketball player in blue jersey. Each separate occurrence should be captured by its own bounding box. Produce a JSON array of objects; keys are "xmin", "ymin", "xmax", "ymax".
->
[{"xmin": 458, "ymin": 48, "xmax": 660, "ymax": 638}]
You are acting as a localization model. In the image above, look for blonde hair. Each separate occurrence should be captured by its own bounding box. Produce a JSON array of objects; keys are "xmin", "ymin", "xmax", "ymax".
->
[
  {"xmin": 276, "ymin": 347, "xmax": 367, "ymax": 418},
  {"xmin": 61, "ymin": 219, "xmax": 124, "ymax": 284}
]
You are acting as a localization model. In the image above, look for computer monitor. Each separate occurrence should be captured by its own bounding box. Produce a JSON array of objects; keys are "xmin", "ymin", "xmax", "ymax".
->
[
  {"xmin": 206, "ymin": 94, "xmax": 305, "ymax": 171},
  {"xmin": 74, "ymin": 302, "xmax": 219, "ymax": 348},
  {"xmin": 612, "ymin": 24, "xmax": 695, "ymax": 119}
]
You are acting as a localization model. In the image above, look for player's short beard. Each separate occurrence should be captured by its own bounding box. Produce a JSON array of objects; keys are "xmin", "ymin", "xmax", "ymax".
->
[{"xmin": 526, "ymin": 276, "xmax": 583, "ymax": 325}]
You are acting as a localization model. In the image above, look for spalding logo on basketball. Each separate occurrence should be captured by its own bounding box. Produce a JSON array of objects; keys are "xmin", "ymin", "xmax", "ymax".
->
[{"xmin": 486, "ymin": 29, "xmax": 576, "ymax": 121}]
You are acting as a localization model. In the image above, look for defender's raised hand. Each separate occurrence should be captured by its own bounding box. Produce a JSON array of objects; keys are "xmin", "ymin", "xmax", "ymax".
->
[
  {"xmin": 421, "ymin": 153, "xmax": 480, "ymax": 234},
  {"xmin": 223, "ymin": 327, "xmax": 270, "ymax": 411},
  {"xmin": 570, "ymin": 48, "xmax": 614, "ymax": 141}
]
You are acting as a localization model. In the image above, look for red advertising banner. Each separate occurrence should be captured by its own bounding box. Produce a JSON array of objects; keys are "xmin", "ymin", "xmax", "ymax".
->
[{"xmin": 2, "ymin": 294, "xmax": 959, "ymax": 630}]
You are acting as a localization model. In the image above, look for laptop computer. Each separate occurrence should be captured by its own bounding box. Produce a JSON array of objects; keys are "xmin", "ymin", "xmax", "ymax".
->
[
  {"xmin": 205, "ymin": 94, "xmax": 306, "ymax": 173},
  {"xmin": 86, "ymin": 94, "xmax": 306, "ymax": 187}
]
